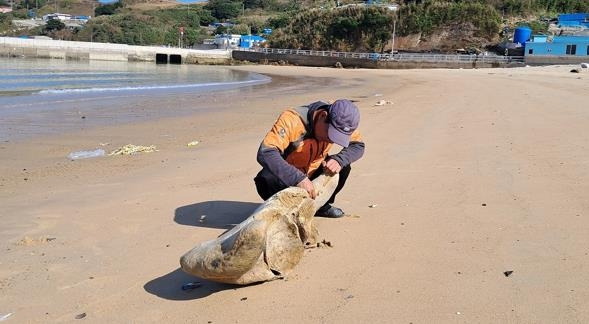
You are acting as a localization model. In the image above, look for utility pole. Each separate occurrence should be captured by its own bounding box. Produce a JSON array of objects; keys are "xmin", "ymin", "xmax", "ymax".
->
[
  {"xmin": 178, "ymin": 26, "xmax": 184, "ymax": 48},
  {"xmin": 391, "ymin": 18, "xmax": 396, "ymax": 54}
]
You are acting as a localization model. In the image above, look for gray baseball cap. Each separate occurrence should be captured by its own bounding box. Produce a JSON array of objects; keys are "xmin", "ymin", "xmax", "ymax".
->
[{"xmin": 327, "ymin": 99, "xmax": 360, "ymax": 147}]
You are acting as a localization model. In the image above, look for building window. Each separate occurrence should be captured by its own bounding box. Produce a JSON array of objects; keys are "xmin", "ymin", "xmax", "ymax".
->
[
  {"xmin": 566, "ymin": 44, "xmax": 577, "ymax": 55},
  {"xmin": 528, "ymin": 49, "xmax": 534, "ymax": 54}
]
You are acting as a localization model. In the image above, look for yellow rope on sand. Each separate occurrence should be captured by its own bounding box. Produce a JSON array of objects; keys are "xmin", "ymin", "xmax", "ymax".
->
[{"xmin": 109, "ymin": 144, "xmax": 157, "ymax": 156}]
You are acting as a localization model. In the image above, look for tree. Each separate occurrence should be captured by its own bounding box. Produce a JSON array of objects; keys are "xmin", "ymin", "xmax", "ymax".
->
[
  {"xmin": 95, "ymin": 1, "xmax": 123, "ymax": 17},
  {"xmin": 214, "ymin": 25, "xmax": 228, "ymax": 34},
  {"xmin": 45, "ymin": 18, "xmax": 65, "ymax": 32},
  {"xmin": 205, "ymin": 0, "xmax": 242, "ymax": 20}
]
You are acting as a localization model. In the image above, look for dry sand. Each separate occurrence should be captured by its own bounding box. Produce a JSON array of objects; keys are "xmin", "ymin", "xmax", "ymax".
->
[{"xmin": 1, "ymin": 64, "xmax": 589, "ymax": 323}]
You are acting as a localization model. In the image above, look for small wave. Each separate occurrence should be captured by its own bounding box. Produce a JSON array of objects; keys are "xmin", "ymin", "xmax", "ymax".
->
[{"xmin": 38, "ymin": 77, "xmax": 270, "ymax": 95}]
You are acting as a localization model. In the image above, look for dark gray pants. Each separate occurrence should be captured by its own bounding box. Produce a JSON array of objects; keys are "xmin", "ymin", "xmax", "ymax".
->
[{"xmin": 254, "ymin": 164, "xmax": 351, "ymax": 204}]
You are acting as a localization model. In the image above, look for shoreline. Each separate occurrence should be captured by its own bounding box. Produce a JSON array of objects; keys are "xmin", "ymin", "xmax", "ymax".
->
[{"xmin": 0, "ymin": 61, "xmax": 276, "ymax": 142}]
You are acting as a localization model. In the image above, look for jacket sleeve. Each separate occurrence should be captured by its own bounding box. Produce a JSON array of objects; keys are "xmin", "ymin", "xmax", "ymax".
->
[
  {"xmin": 330, "ymin": 129, "xmax": 365, "ymax": 167},
  {"xmin": 257, "ymin": 111, "xmax": 307, "ymax": 187}
]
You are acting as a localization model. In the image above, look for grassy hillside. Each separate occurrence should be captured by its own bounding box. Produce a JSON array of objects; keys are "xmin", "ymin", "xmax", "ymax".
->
[{"xmin": 1, "ymin": 0, "xmax": 589, "ymax": 52}]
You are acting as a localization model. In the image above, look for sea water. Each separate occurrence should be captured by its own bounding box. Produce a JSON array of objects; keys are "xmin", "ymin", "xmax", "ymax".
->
[{"xmin": 0, "ymin": 58, "xmax": 270, "ymax": 140}]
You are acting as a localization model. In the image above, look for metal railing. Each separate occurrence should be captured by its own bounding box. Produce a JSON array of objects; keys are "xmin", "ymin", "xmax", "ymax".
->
[{"xmin": 242, "ymin": 47, "xmax": 525, "ymax": 64}]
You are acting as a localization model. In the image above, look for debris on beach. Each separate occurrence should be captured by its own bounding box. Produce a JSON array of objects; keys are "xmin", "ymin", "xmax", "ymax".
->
[
  {"xmin": 0, "ymin": 313, "xmax": 13, "ymax": 322},
  {"xmin": 75, "ymin": 313, "xmax": 86, "ymax": 319},
  {"xmin": 182, "ymin": 282, "xmax": 202, "ymax": 291},
  {"xmin": 368, "ymin": 204, "xmax": 378, "ymax": 208},
  {"xmin": 187, "ymin": 140, "xmax": 200, "ymax": 147},
  {"xmin": 374, "ymin": 100, "xmax": 393, "ymax": 106},
  {"xmin": 571, "ymin": 64, "xmax": 588, "ymax": 73},
  {"xmin": 179, "ymin": 175, "xmax": 338, "ymax": 285},
  {"xmin": 317, "ymin": 239, "xmax": 333, "ymax": 248},
  {"xmin": 67, "ymin": 149, "xmax": 105, "ymax": 160},
  {"xmin": 109, "ymin": 144, "xmax": 157, "ymax": 156},
  {"xmin": 16, "ymin": 236, "xmax": 56, "ymax": 246},
  {"xmin": 504, "ymin": 270, "xmax": 514, "ymax": 277}
]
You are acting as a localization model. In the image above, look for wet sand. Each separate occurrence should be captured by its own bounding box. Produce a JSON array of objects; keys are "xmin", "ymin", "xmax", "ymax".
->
[{"xmin": 1, "ymin": 65, "xmax": 589, "ymax": 323}]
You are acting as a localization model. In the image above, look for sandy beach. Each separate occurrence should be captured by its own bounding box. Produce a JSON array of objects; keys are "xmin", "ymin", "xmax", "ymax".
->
[{"xmin": 1, "ymin": 64, "xmax": 589, "ymax": 323}]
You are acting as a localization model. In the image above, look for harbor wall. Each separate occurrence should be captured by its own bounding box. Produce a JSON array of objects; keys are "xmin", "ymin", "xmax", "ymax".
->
[
  {"xmin": 0, "ymin": 37, "xmax": 232, "ymax": 64},
  {"xmin": 232, "ymin": 50, "xmax": 525, "ymax": 69}
]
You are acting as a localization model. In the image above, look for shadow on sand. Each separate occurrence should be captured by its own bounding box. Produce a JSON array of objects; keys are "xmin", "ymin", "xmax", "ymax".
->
[
  {"xmin": 144, "ymin": 268, "xmax": 243, "ymax": 300},
  {"xmin": 145, "ymin": 200, "xmax": 262, "ymax": 300},
  {"xmin": 174, "ymin": 200, "xmax": 261, "ymax": 229}
]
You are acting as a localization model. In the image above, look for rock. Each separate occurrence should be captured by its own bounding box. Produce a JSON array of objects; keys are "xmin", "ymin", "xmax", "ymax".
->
[
  {"xmin": 181, "ymin": 282, "xmax": 201, "ymax": 290},
  {"xmin": 374, "ymin": 100, "xmax": 393, "ymax": 106},
  {"xmin": 334, "ymin": 62, "xmax": 343, "ymax": 69},
  {"xmin": 180, "ymin": 174, "xmax": 339, "ymax": 285}
]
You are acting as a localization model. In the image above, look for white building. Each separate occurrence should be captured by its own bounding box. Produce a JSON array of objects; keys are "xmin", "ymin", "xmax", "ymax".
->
[
  {"xmin": 43, "ymin": 13, "xmax": 72, "ymax": 22},
  {"xmin": 214, "ymin": 34, "xmax": 241, "ymax": 49}
]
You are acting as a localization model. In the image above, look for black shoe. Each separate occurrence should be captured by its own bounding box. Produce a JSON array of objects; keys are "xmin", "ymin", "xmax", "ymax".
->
[{"xmin": 315, "ymin": 204, "xmax": 345, "ymax": 218}]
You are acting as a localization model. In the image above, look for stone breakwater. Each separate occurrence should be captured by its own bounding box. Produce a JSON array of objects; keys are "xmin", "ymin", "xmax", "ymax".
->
[{"xmin": 0, "ymin": 37, "xmax": 232, "ymax": 64}]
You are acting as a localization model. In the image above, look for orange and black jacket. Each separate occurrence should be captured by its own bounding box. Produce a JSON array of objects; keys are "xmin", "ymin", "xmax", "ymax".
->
[{"xmin": 257, "ymin": 101, "xmax": 365, "ymax": 187}]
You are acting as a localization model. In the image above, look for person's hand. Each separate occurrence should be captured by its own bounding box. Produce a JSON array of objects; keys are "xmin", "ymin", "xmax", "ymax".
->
[
  {"xmin": 321, "ymin": 159, "xmax": 342, "ymax": 176},
  {"xmin": 297, "ymin": 177, "xmax": 316, "ymax": 199}
]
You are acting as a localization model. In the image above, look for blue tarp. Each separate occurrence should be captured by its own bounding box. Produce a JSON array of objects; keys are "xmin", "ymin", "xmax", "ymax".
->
[{"xmin": 239, "ymin": 35, "xmax": 267, "ymax": 48}]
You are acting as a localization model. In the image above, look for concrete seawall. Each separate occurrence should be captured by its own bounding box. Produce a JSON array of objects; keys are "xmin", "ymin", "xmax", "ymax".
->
[
  {"xmin": 232, "ymin": 50, "xmax": 525, "ymax": 69},
  {"xmin": 0, "ymin": 37, "xmax": 232, "ymax": 64}
]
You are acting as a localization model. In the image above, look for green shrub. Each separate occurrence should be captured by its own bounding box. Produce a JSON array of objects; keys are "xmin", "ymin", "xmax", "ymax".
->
[
  {"xmin": 230, "ymin": 23, "xmax": 251, "ymax": 35},
  {"xmin": 77, "ymin": 12, "xmax": 207, "ymax": 47},
  {"xmin": 44, "ymin": 18, "xmax": 65, "ymax": 32},
  {"xmin": 269, "ymin": 7, "xmax": 395, "ymax": 52}
]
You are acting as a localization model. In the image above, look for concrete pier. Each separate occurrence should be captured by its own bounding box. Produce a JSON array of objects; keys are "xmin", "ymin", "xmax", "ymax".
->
[{"xmin": 0, "ymin": 37, "xmax": 232, "ymax": 64}]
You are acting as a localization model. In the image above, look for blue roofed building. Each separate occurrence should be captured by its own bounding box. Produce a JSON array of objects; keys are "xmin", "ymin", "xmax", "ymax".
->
[
  {"xmin": 558, "ymin": 13, "xmax": 589, "ymax": 28},
  {"xmin": 523, "ymin": 12, "xmax": 589, "ymax": 64},
  {"xmin": 525, "ymin": 35, "xmax": 589, "ymax": 64}
]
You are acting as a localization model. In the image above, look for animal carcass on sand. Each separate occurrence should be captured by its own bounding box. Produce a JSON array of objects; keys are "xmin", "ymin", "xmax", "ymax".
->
[{"xmin": 180, "ymin": 174, "xmax": 339, "ymax": 285}]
